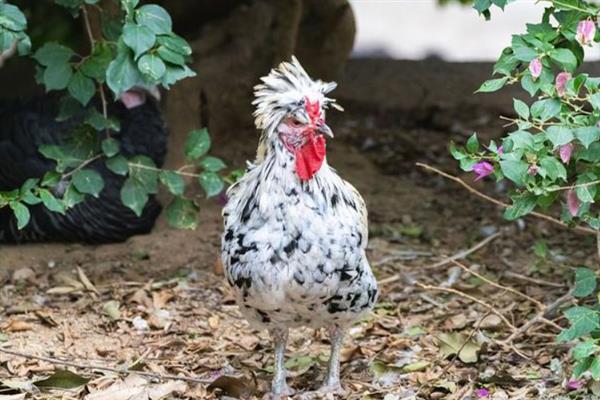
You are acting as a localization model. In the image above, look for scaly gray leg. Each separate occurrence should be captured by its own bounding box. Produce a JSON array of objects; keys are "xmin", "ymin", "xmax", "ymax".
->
[
  {"xmin": 318, "ymin": 325, "xmax": 347, "ymax": 396},
  {"xmin": 268, "ymin": 327, "xmax": 294, "ymax": 399}
]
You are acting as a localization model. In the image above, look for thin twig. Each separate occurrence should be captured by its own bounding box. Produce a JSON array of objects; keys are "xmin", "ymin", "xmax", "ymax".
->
[
  {"xmin": 503, "ymin": 270, "xmax": 566, "ymax": 288},
  {"xmin": 416, "ymin": 162, "xmax": 596, "ymax": 235},
  {"xmin": 451, "ymin": 260, "xmax": 545, "ymax": 309},
  {"xmin": 0, "ymin": 347, "xmax": 212, "ymax": 384},
  {"xmin": 378, "ymin": 233, "xmax": 501, "ymax": 286},
  {"xmin": 429, "ymin": 232, "xmax": 502, "ymax": 269},
  {"xmin": 499, "ymin": 292, "xmax": 573, "ymax": 345},
  {"xmin": 81, "ymin": 6, "xmax": 95, "ymax": 48},
  {"xmin": 415, "ymin": 282, "xmax": 517, "ymax": 331},
  {"xmin": 61, "ymin": 154, "xmax": 103, "ymax": 180}
]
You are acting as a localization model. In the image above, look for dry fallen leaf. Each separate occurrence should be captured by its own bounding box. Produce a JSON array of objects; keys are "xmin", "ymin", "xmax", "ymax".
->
[
  {"xmin": 4, "ymin": 319, "xmax": 35, "ymax": 332},
  {"xmin": 436, "ymin": 332, "xmax": 482, "ymax": 364},
  {"xmin": 207, "ymin": 375, "xmax": 255, "ymax": 399},
  {"xmin": 152, "ymin": 290, "xmax": 174, "ymax": 309},
  {"xmin": 77, "ymin": 267, "xmax": 99, "ymax": 295},
  {"xmin": 208, "ymin": 315, "xmax": 220, "ymax": 330}
]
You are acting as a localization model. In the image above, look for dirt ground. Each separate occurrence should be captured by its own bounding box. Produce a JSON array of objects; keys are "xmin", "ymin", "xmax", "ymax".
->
[{"xmin": 0, "ymin": 59, "xmax": 598, "ymax": 400}]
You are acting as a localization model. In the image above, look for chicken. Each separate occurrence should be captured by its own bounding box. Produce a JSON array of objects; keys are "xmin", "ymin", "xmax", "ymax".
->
[
  {"xmin": 0, "ymin": 89, "xmax": 167, "ymax": 243},
  {"xmin": 221, "ymin": 57, "xmax": 378, "ymax": 398}
]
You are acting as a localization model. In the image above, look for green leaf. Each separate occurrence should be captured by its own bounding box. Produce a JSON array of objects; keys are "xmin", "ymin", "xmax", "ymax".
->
[
  {"xmin": 513, "ymin": 99, "xmax": 530, "ymax": 120},
  {"xmin": 161, "ymin": 64, "xmax": 196, "ymax": 88},
  {"xmin": 550, "ymin": 48, "xmax": 578, "ymax": 72},
  {"xmin": 0, "ymin": 3, "xmax": 27, "ymax": 31},
  {"xmin": 531, "ymin": 99, "xmax": 561, "ymax": 122},
  {"xmin": 80, "ymin": 42, "xmax": 113, "ymax": 82},
  {"xmin": 43, "ymin": 62, "xmax": 73, "ymax": 91},
  {"xmin": 157, "ymin": 46, "xmax": 185, "ymax": 66},
  {"xmin": 573, "ymin": 341, "xmax": 597, "ymax": 361},
  {"xmin": 101, "ymin": 138, "xmax": 120, "ymax": 157},
  {"xmin": 38, "ymin": 189, "xmax": 65, "ymax": 214},
  {"xmin": 476, "ymin": 77, "xmax": 508, "ymax": 93},
  {"xmin": 503, "ymin": 194, "xmax": 537, "ymax": 220},
  {"xmin": 63, "ymin": 184, "xmax": 85, "ymax": 208},
  {"xmin": 106, "ymin": 51, "xmax": 140, "ymax": 96},
  {"xmin": 9, "ymin": 201, "xmax": 30, "ymax": 230},
  {"xmin": 575, "ymin": 126, "xmax": 600, "ymax": 149},
  {"xmin": 85, "ymin": 108, "xmax": 120, "ymax": 131},
  {"xmin": 34, "ymin": 370, "xmax": 89, "ymax": 389},
  {"xmin": 199, "ymin": 156, "xmax": 227, "ymax": 172},
  {"xmin": 591, "ymin": 357, "xmax": 600, "ymax": 380},
  {"xmin": 521, "ymin": 75, "xmax": 539, "ymax": 97},
  {"xmin": 159, "ymin": 171, "xmax": 185, "ymax": 195},
  {"xmin": 33, "ymin": 42, "xmax": 73, "ymax": 67},
  {"xmin": 539, "ymin": 156, "xmax": 567, "ymax": 181},
  {"xmin": 137, "ymin": 53, "xmax": 166, "ymax": 81},
  {"xmin": 57, "ymin": 95, "xmax": 84, "ymax": 121},
  {"xmin": 573, "ymin": 267, "xmax": 597, "ymax": 298},
  {"xmin": 129, "ymin": 155, "xmax": 158, "ymax": 193},
  {"xmin": 198, "ymin": 171, "xmax": 224, "ymax": 198},
  {"xmin": 122, "ymin": 23, "xmax": 156, "ymax": 59},
  {"xmin": 466, "ymin": 133, "xmax": 479, "ymax": 153},
  {"xmin": 507, "ymin": 130, "xmax": 534, "ymax": 150},
  {"xmin": 106, "ymin": 155, "xmax": 129, "ymax": 175},
  {"xmin": 499, "ymin": 159, "xmax": 529, "ymax": 186},
  {"xmin": 185, "ymin": 128, "xmax": 211, "ymax": 160},
  {"xmin": 41, "ymin": 171, "xmax": 61, "ymax": 187},
  {"xmin": 165, "ymin": 196, "xmax": 198, "ymax": 229},
  {"xmin": 135, "ymin": 4, "xmax": 172, "ymax": 34},
  {"xmin": 157, "ymin": 33, "xmax": 191, "ymax": 56},
  {"xmin": 68, "ymin": 71, "xmax": 95, "ymax": 106},
  {"xmin": 120, "ymin": 178, "xmax": 148, "ymax": 217},
  {"xmin": 72, "ymin": 170, "xmax": 104, "ymax": 197},
  {"xmin": 557, "ymin": 306, "xmax": 600, "ymax": 342},
  {"xmin": 576, "ymin": 173, "xmax": 597, "ymax": 203},
  {"xmin": 546, "ymin": 126, "xmax": 574, "ymax": 147}
]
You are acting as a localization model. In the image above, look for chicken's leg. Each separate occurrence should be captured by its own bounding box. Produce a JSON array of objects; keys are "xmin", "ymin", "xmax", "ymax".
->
[
  {"xmin": 318, "ymin": 325, "xmax": 347, "ymax": 395},
  {"xmin": 269, "ymin": 327, "xmax": 294, "ymax": 399}
]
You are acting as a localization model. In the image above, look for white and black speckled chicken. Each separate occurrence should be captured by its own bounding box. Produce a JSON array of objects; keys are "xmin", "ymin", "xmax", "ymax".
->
[{"xmin": 221, "ymin": 57, "xmax": 378, "ymax": 398}]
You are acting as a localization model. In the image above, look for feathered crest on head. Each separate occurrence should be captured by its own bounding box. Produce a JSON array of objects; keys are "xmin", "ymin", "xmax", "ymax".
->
[{"xmin": 252, "ymin": 56, "xmax": 342, "ymax": 136}]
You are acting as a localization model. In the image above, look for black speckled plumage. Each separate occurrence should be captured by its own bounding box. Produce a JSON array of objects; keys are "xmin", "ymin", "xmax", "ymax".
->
[{"xmin": 0, "ymin": 94, "xmax": 167, "ymax": 243}]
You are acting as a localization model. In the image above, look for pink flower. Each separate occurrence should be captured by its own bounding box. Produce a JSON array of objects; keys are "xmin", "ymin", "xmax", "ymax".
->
[
  {"xmin": 528, "ymin": 165, "xmax": 539, "ymax": 176},
  {"xmin": 576, "ymin": 19, "xmax": 596, "ymax": 46},
  {"xmin": 475, "ymin": 388, "xmax": 490, "ymax": 398},
  {"xmin": 497, "ymin": 146, "xmax": 504, "ymax": 156},
  {"xmin": 566, "ymin": 378, "xmax": 584, "ymax": 390},
  {"xmin": 529, "ymin": 58, "xmax": 542, "ymax": 79},
  {"xmin": 555, "ymin": 72, "xmax": 572, "ymax": 97},
  {"xmin": 472, "ymin": 161, "xmax": 494, "ymax": 181},
  {"xmin": 559, "ymin": 143, "xmax": 574, "ymax": 164},
  {"xmin": 567, "ymin": 190, "xmax": 581, "ymax": 217}
]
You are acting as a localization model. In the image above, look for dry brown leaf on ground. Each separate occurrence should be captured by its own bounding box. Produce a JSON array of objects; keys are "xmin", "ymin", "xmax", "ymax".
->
[
  {"xmin": 3, "ymin": 319, "xmax": 36, "ymax": 332},
  {"xmin": 84, "ymin": 374, "xmax": 186, "ymax": 400}
]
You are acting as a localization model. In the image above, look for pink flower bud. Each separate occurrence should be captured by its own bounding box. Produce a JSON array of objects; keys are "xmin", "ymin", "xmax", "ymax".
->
[
  {"xmin": 559, "ymin": 143, "xmax": 574, "ymax": 164},
  {"xmin": 529, "ymin": 58, "xmax": 542, "ymax": 79},
  {"xmin": 566, "ymin": 379, "xmax": 584, "ymax": 391},
  {"xmin": 475, "ymin": 388, "xmax": 490, "ymax": 398},
  {"xmin": 555, "ymin": 72, "xmax": 572, "ymax": 97},
  {"xmin": 567, "ymin": 190, "xmax": 581, "ymax": 217},
  {"xmin": 528, "ymin": 165, "xmax": 539, "ymax": 176},
  {"xmin": 577, "ymin": 19, "xmax": 596, "ymax": 46},
  {"xmin": 497, "ymin": 146, "xmax": 504, "ymax": 156},
  {"xmin": 472, "ymin": 161, "xmax": 494, "ymax": 181}
]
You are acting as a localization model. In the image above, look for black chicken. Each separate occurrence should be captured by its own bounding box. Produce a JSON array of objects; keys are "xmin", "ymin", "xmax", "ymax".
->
[{"xmin": 0, "ymin": 91, "xmax": 168, "ymax": 243}]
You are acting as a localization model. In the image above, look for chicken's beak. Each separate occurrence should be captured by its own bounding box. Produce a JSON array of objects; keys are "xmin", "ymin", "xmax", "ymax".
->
[{"xmin": 317, "ymin": 122, "xmax": 334, "ymax": 138}]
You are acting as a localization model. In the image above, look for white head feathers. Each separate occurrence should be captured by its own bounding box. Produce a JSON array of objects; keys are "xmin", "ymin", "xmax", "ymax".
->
[{"xmin": 252, "ymin": 56, "xmax": 342, "ymax": 136}]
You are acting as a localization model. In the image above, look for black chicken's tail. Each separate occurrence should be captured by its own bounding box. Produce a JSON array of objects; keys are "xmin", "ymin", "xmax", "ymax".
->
[{"xmin": 0, "ymin": 95, "xmax": 168, "ymax": 244}]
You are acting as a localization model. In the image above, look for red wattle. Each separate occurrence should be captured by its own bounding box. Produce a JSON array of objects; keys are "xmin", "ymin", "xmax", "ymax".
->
[{"xmin": 295, "ymin": 135, "xmax": 326, "ymax": 181}]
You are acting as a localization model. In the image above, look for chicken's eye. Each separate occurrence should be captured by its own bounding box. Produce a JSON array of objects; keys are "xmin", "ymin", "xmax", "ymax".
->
[{"xmin": 290, "ymin": 118, "xmax": 303, "ymax": 127}]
